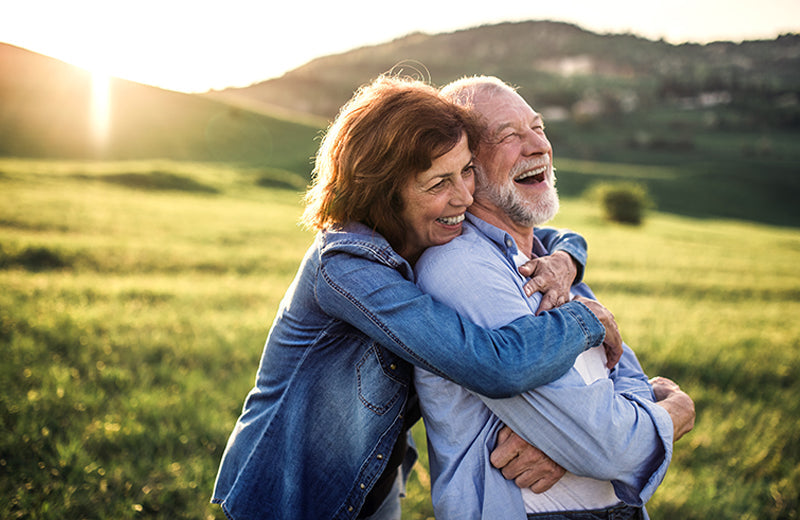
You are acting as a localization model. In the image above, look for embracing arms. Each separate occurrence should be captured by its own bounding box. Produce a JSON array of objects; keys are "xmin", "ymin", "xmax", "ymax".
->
[{"xmin": 315, "ymin": 228, "xmax": 611, "ymax": 398}]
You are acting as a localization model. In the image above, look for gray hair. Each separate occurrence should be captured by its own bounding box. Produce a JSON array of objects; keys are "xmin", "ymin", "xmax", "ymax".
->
[{"xmin": 440, "ymin": 75, "xmax": 520, "ymax": 110}]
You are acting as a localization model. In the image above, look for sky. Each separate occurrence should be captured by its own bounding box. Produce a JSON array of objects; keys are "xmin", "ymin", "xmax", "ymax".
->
[{"xmin": 2, "ymin": 0, "xmax": 799, "ymax": 93}]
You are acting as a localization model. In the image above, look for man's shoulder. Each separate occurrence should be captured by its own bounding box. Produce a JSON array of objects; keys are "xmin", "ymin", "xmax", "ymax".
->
[{"xmin": 417, "ymin": 222, "xmax": 499, "ymax": 271}]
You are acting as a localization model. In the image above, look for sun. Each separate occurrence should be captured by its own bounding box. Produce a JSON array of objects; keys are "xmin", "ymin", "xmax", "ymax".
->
[{"xmin": 89, "ymin": 69, "xmax": 112, "ymax": 154}]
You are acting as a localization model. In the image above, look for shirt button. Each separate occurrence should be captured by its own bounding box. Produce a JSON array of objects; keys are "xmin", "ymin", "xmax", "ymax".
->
[
  {"xmin": 376, "ymin": 454, "xmax": 384, "ymax": 460},
  {"xmin": 348, "ymin": 506, "xmax": 354, "ymax": 512},
  {"xmin": 389, "ymin": 363, "xmax": 397, "ymax": 370},
  {"xmin": 360, "ymin": 483, "xmax": 366, "ymax": 489},
  {"xmin": 505, "ymin": 238, "xmax": 513, "ymax": 248}
]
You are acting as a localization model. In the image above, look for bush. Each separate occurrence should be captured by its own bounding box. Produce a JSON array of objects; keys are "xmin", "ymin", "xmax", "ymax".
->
[{"xmin": 587, "ymin": 182, "xmax": 653, "ymax": 225}]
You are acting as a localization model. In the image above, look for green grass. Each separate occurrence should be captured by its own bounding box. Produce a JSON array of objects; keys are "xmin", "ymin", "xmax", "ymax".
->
[{"xmin": 1, "ymin": 158, "xmax": 799, "ymax": 519}]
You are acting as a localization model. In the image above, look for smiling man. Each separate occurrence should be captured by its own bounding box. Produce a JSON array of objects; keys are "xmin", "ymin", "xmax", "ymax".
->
[{"xmin": 413, "ymin": 76, "xmax": 695, "ymax": 520}]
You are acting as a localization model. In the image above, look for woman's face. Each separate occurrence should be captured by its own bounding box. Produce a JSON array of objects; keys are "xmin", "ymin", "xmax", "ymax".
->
[{"xmin": 398, "ymin": 133, "xmax": 475, "ymax": 263}]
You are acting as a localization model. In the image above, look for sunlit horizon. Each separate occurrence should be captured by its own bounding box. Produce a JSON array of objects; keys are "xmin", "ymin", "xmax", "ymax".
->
[
  {"xmin": 90, "ymin": 71, "xmax": 111, "ymax": 154},
  {"xmin": 2, "ymin": 0, "xmax": 798, "ymax": 93}
]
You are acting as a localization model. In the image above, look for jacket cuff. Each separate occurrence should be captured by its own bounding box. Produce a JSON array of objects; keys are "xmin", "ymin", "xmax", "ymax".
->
[{"xmin": 561, "ymin": 300, "xmax": 605, "ymax": 350}]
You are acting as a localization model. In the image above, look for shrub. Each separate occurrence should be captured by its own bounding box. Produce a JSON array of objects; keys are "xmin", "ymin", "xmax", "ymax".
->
[{"xmin": 587, "ymin": 181, "xmax": 653, "ymax": 225}]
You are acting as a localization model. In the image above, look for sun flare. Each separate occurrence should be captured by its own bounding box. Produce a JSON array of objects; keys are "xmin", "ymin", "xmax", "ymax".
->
[{"xmin": 90, "ymin": 71, "xmax": 111, "ymax": 153}]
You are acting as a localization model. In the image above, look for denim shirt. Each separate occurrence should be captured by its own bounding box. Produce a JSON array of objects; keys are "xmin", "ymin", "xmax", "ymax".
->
[
  {"xmin": 414, "ymin": 215, "xmax": 673, "ymax": 519},
  {"xmin": 212, "ymin": 222, "xmax": 604, "ymax": 520}
]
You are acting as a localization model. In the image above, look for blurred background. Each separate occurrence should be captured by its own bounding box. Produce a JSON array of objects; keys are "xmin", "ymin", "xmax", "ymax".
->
[{"xmin": 1, "ymin": 1, "xmax": 799, "ymax": 518}]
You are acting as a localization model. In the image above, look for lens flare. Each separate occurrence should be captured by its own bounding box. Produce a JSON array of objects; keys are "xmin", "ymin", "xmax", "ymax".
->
[{"xmin": 90, "ymin": 71, "xmax": 111, "ymax": 154}]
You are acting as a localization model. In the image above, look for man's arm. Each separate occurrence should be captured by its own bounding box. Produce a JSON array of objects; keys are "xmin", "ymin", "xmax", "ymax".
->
[{"xmin": 479, "ymin": 357, "xmax": 674, "ymax": 506}]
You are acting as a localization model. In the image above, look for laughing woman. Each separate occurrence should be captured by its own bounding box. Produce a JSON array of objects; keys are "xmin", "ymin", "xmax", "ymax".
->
[{"xmin": 211, "ymin": 75, "xmax": 615, "ymax": 520}]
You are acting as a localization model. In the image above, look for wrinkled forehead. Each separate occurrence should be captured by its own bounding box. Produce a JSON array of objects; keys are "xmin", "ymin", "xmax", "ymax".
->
[{"xmin": 473, "ymin": 89, "xmax": 539, "ymax": 133}]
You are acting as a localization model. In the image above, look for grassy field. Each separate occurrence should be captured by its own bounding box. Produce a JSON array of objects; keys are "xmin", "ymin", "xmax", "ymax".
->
[{"xmin": 1, "ymin": 158, "xmax": 799, "ymax": 519}]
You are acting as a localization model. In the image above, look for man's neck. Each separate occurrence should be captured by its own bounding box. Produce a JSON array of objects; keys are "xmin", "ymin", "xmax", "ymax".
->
[{"xmin": 469, "ymin": 202, "xmax": 535, "ymax": 257}]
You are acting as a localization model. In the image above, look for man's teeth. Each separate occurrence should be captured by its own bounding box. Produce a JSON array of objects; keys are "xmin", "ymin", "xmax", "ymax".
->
[
  {"xmin": 515, "ymin": 165, "xmax": 548, "ymax": 182},
  {"xmin": 437, "ymin": 214, "xmax": 465, "ymax": 225}
]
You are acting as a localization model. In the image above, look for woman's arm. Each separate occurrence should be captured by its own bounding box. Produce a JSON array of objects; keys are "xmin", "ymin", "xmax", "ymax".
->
[{"xmin": 316, "ymin": 250, "xmax": 605, "ymax": 398}]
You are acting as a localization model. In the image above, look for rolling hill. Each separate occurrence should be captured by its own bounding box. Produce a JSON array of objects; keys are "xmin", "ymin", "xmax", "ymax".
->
[
  {"xmin": 0, "ymin": 42, "xmax": 320, "ymax": 176},
  {"xmin": 2, "ymin": 20, "xmax": 799, "ymax": 226}
]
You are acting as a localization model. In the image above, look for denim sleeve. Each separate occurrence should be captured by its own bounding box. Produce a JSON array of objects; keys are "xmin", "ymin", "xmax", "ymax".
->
[
  {"xmin": 534, "ymin": 227, "xmax": 587, "ymax": 283},
  {"xmin": 478, "ymin": 351, "xmax": 674, "ymax": 506},
  {"xmin": 316, "ymin": 250, "xmax": 605, "ymax": 398}
]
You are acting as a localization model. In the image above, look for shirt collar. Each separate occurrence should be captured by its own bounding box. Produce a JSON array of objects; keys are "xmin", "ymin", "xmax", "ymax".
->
[{"xmin": 465, "ymin": 213, "xmax": 549, "ymax": 258}]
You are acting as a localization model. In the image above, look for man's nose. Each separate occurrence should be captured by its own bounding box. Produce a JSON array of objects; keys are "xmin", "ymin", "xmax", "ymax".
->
[{"xmin": 522, "ymin": 129, "xmax": 551, "ymax": 156}]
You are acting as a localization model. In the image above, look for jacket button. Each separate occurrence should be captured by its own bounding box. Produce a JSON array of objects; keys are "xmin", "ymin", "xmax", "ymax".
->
[
  {"xmin": 376, "ymin": 454, "xmax": 384, "ymax": 460},
  {"xmin": 360, "ymin": 483, "xmax": 366, "ymax": 489},
  {"xmin": 390, "ymin": 363, "xmax": 397, "ymax": 370},
  {"xmin": 348, "ymin": 506, "xmax": 354, "ymax": 512}
]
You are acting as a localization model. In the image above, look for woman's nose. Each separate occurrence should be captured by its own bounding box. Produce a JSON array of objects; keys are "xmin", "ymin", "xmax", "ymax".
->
[{"xmin": 453, "ymin": 175, "xmax": 474, "ymax": 207}]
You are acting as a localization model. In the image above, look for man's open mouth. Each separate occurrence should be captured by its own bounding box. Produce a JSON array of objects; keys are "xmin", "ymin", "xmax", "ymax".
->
[{"xmin": 514, "ymin": 165, "xmax": 547, "ymax": 185}]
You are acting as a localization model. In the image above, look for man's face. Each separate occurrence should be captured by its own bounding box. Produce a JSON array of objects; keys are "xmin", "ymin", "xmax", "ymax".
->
[{"xmin": 472, "ymin": 88, "xmax": 559, "ymax": 227}]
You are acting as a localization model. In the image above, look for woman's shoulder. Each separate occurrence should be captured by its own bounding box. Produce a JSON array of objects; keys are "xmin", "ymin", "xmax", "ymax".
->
[{"xmin": 320, "ymin": 223, "xmax": 410, "ymax": 272}]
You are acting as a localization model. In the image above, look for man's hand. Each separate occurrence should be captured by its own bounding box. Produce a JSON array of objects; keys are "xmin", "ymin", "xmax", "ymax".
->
[
  {"xmin": 518, "ymin": 251, "xmax": 577, "ymax": 314},
  {"xmin": 572, "ymin": 296, "xmax": 623, "ymax": 369},
  {"xmin": 490, "ymin": 426, "xmax": 566, "ymax": 493},
  {"xmin": 650, "ymin": 376, "xmax": 696, "ymax": 441}
]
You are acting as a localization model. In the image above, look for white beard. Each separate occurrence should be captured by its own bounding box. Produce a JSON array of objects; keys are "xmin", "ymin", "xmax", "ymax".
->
[{"xmin": 476, "ymin": 167, "xmax": 560, "ymax": 227}]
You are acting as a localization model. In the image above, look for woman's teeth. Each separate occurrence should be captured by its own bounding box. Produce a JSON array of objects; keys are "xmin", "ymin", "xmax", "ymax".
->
[{"xmin": 437, "ymin": 214, "xmax": 465, "ymax": 225}]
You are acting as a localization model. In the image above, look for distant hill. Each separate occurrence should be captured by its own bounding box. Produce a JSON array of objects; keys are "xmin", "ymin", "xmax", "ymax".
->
[
  {"xmin": 208, "ymin": 21, "xmax": 800, "ymax": 227},
  {"xmin": 2, "ymin": 21, "xmax": 799, "ymax": 226},
  {"xmin": 212, "ymin": 20, "xmax": 800, "ymax": 128},
  {"xmin": 0, "ymin": 43, "xmax": 320, "ymax": 174}
]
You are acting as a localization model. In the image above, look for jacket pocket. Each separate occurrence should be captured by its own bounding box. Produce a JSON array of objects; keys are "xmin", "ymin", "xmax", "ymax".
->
[{"xmin": 356, "ymin": 344, "xmax": 407, "ymax": 415}]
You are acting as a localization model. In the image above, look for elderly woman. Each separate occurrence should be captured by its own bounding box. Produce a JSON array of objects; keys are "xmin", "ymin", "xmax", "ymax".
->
[{"xmin": 211, "ymin": 75, "xmax": 616, "ymax": 520}]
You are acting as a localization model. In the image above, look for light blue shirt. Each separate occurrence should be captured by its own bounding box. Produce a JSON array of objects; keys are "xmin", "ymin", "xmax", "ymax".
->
[{"xmin": 414, "ymin": 214, "xmax": 674, "ymax": 520}]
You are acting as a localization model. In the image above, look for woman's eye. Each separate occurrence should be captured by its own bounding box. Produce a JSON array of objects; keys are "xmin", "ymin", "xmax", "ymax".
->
[{"xmin": 429, "ymin": 179, "xmax": 446, "ymax": 191}]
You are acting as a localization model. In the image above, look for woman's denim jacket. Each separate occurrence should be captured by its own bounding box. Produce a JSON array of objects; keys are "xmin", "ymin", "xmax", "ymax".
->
[{"xmin": 212, "ymin": 222, "xmax": 604, "ymax": 520}]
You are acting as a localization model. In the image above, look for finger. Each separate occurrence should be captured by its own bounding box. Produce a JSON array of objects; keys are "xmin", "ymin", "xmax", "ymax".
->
[
  {"xmin": 513, "ymin": 470, "xmax": 540, "ymax": 490},
  {"xmin": 604, "ymin": 339, "xmax": 623, "ymax": 368},
  {"xmin": 528, "ymin": 471, "xmax": 564, "ymax": 494},
  {"xmin": 603, "ymin": 324, "xmax": 624, "ymax": 368},
  {"xmin": 535, "ymin": 290, "xmax": 558, "ymax": 314},
  {"xmin": 518, "ymin": 258, "xmax": 541, "ymax": 277},
  {"xmin": 523, "ymin": 276, "xmax": 543, "ymax": 297},
  {"xmin": 489, "ymin": 427, "xmax": 524, "ymax": 469}
]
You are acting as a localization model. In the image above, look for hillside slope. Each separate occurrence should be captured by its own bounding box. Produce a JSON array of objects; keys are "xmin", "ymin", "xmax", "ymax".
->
[
  {"xmin": 0, "ymin": 43, "xmax": 319, "ymax": 174},
  {"xmin": 213, "ymin": 20, "xmax": 800, "ymax": 125},
  {"xmin": 209, "ymin": 21, "xmax": 800, "ymax": 227}
]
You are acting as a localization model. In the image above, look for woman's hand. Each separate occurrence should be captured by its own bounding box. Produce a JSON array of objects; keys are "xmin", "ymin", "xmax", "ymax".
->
[
  {"xmin": 572, "ymin": 296, "xmax": 623, "ymax": 369},
  {"xmin": 490, "ymin": 426, "xmax": 566, "ymax": 493},
  {"xmin": 518, "ymin": 251, "xmax": 577, "ymax": 314}
]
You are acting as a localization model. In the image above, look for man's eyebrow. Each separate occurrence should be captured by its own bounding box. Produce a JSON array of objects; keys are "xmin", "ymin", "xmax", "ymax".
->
[
  {"xmin": 492, "ymin": 114, "xmax": 544, "ymax": 136},
  {"xmin": 490, "ymin": 122, "xmax": 515, "ymax": 138}
]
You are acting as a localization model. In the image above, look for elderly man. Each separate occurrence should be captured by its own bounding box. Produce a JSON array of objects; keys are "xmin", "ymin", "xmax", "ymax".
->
[{"xmin": 414, "ymin": 76, "xmax": 695, "ymax": 520}]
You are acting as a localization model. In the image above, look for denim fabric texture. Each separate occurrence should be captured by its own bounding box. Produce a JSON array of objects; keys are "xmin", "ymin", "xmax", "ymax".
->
[
  {"xmin": 526, "ymin": 503, "xmax": 645, "ymax": 519},
  {"xmin": 212, "ymin": 222, "xmax": 603, "ymax": 519}
]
